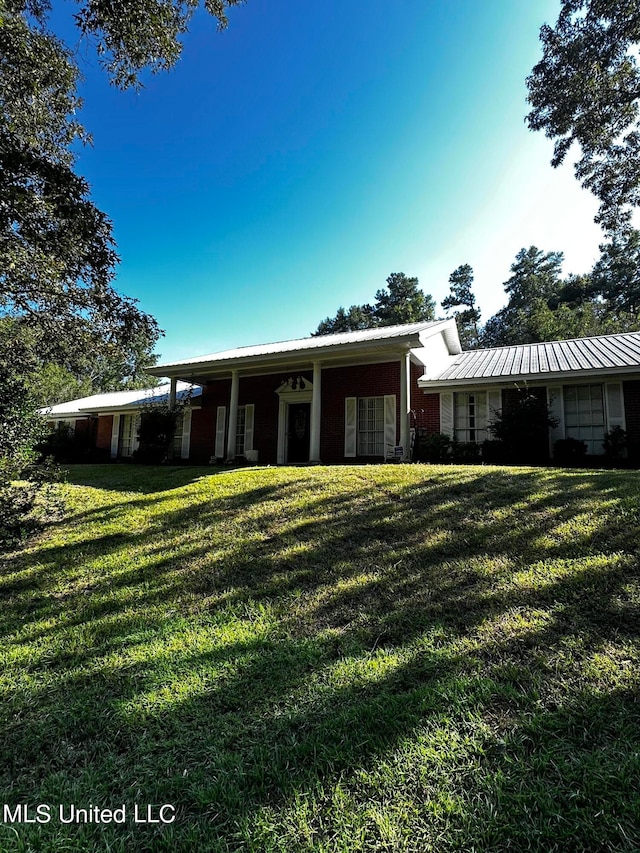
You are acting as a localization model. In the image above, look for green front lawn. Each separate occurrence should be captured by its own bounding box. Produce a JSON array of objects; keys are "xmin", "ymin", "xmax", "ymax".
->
[{"xmin": 1, "ymin": 463, "xmax": 639, "ymax": 851}]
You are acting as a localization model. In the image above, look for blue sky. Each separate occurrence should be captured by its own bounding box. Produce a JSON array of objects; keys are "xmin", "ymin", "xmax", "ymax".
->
[{"xmin": 64, "ymin": 0, "xmax": 604, "ymax": 363}]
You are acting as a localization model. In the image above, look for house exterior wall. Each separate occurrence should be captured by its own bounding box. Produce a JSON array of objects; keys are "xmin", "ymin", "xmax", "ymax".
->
[
  {"xmin": 320, "ymin": 360, "xmax": 402, "ymax": 462},
  {"xmin": 411, "ymin": 364, "xmax": 440, "ymax": 432},
  {"xmin": 239, "ymin": 372, "xmax": 296, "ymax": 464},
  {"xmin": 188, "ymin": 379, "xmax": 231, "ymax": 463},
  {"xmin": 187, "ymin": 360, "xmax": 410, "ymax": 464},
  {"xmin": 96, "ymin": 414, "xmax": 114, "ymax": 452}
]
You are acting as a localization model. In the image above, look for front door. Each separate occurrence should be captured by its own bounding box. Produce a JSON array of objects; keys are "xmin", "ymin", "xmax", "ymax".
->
[{"xmin": 287, "ymin": 403, "xmax": 311, "ymax": 463}]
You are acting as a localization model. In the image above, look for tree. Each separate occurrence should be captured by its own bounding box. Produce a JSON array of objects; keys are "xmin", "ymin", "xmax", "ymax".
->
[
  {"xmin": 591, "ymin": 228, "xmax": 640, "ymax": 318},
  {"xmin": 374, "ymin": 273, "xmax": 436, "ymax": 326},
  {"xmin": 0, "ymin": 0, "xmax": 244, "ymax": 546},
  {"xmin": 441, "ymin": 264, "xmax": 481, "ymax": 349},
  {"xmin": 480, "ymin": 247, "xmax": 566, "ymax": 346},
  {"xmin": 526, "ymin": 0, "xmax": 640, "ymax": 233},
  {"xmin": 314, "ymin": 273, "xmax": 435, "ymax": 335},
  {"xmin": 314, "ymin": 304, "xmax": 377, "ymax": 336}
]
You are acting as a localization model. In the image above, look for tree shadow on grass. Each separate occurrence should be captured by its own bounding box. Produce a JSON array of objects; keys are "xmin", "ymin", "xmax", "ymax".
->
[{"xmin": 1, "ymin": 465, "xmax": 639, "ymax": 851}]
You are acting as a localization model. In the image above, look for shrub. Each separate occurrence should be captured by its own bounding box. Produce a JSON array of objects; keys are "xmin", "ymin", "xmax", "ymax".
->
[
  {"xmin": 413, "ymin": 430, "xmax": 451, "ymax": 463},
  {"xmin": 554, "ymin": 437, "xmax": 587, "ymax": 466},
  {"xmin": 481, "ymin": 439, "xmax": 507, "ymax": 464},
  {"xmin": 489, "ymin": 386, "xmax": 558, "ymax": 464},
  {"xmin": 451, "ymin": 439, "xmax": 481, "ymax": 463},
  {"xmin": 133, "ymin": 406, "xmax": 178, "ymax": 464},
  {"xmin": 603, "ymin": 425, "xmax": 627, "ymax": 461},
  {"xmin": 39, "ymin": 422, "xmax": 94, "ymax": 464},
  {"xmin": 0, "ymin": 338, "xmax": 62, "ymax": 550}
]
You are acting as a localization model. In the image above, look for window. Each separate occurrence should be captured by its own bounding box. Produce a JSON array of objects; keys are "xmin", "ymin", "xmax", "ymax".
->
[
  {"xmin": 563, "ymin": 384, "xmax": 605, "ymax": 455},
  {"xmin": 454, "ymin": 392, "xmax": 487, "ymax": 443},
  {"xmin": 119, "ymin": 414, "xmax": 140, "ymax": 458},
  {"xmin": 357, "ymin": 397, "xmax": 385, "ymax": 456},
  {"xmin": 235, "ymin": 406, "xmax": 246, "ymax": 457}
]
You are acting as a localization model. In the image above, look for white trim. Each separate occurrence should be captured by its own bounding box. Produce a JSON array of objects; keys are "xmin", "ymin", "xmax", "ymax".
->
[
  {"xmin": 420, "ymin": 366, "xmax": 640, "ymax": 390},
  {"xmin": 310, "ymin": 362, "xmax": 322, "ymax": 463},
  {"xmin": 110, "ymin": 413, "xmax": 121, "ymax": 459},
  {"xmin": 344, "ymin": 397, "xmax": 357, "ymax": 458},
  {"xmin": 244, "ymin": 403, "xmax": 255, "ymax": 454},
  {"xmin": 384, "ymin": 395, "xmax": 397, "ymax": 457},
  {"xmin": 226, "ymin": 370, "xmax": 240, "ymax": 461},
  {"xmin": 605, "ymin": 382, "xmax": 626, "ymax": 431},
  {"xmin": 440, "ymin": 392, "xmax": 454, "ymax": 438},
  {"xmin": 215, "ymin": 406, "xmax": 226, "ymax": 459},
  {"xmin": 181, "ymin": 407, "xmax": 192, "ymax": 460},
  {"xmin": 400, "ymin": 353, "xmax": 411, "ymax": 460},
  {"xmin": 276, "ymin": 377, "xmax": 314, "ymax": 465}
]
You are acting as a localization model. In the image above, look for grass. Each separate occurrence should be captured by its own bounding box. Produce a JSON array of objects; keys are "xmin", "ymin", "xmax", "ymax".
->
[{"xmin": 1, "ymin": 462, "xmax": 639, "ymax": 852}]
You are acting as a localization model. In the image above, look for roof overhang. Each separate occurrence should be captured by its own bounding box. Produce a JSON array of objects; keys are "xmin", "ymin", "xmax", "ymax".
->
[
  {"xmin": 149, "ymin": 333, "xmax": 433, "ymax": 384},
  {"xmin": 418, "ymin": 364, "xmax": 640, "ymax": 390}
]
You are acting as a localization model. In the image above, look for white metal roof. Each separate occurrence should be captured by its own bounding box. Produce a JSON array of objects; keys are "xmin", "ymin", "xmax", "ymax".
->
[
  {"xmin": 150, "ymin": 320, "xmax": 457, "ymax": 374},
  {"xmin": 41, "ymin": 382, "xmax": 201, "ymax": 418},
  {"xmin": 420, "ymin": 331, "xmax": 640, "ymax": 386}
]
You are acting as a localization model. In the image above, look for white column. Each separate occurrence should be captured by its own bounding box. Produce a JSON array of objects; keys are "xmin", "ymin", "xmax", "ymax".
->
[
  {"xmin": 226, "ymin": 370, "xmax": 239, "ymax": 462},
  {"xmin": 310, "ymin": 361, "xmax": 322, "ymax": 463},
  {"xmin": 400, "ymin": 352, "xmax": 411, "ymax": 459},
  {"xmin": 169, "ymin": 377, "xmax": 177, "ymax": 409}
]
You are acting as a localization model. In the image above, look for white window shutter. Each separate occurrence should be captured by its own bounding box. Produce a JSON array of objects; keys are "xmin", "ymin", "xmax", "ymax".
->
[
  {"xmin": 384, "ymin": 395, "xmax": 396, "ymax": 455},
  {"xmin": 487, "ymin": 389, "xmax": 502, "ymax": 438},
  {"xmin": 547, "ymin": 386, "xmax": 564, "ymax": 448},
  {"xmin": 215, "ymin": 406, "xmax": 226, "ymax": 459},
  {"xmin": 440, "ymin": 392, "xmax": 454, "ymax": 437},
  {"xmin": 110, "ymin": 414, "xmax": 121, "ymax": 459},
  {"xmin": 476, "ymin": 392, "xmax": 488, "ymax": 433},
  {"xmin": 606, "ymin": 383, "xmax": 625, "ymax": 430},
  {"xmin": 181, "ymin": 408, "xmax": 192, "ymax": 460},
  {"xmin": 244, "ymin": 404, "xmax": 255, "ymax": 452},
  {"xmin": 344, "ymin": 397, "xmax": 357, "ymax": 457}
]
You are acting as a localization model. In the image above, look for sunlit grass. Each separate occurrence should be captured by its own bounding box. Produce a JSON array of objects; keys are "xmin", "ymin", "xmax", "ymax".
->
[{"xmin": 1, "ymin": 463, "xmax": 639, "ymax": 851}]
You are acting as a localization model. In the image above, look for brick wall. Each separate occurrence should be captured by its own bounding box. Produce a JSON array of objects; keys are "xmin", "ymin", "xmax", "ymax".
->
[
  {"xmin": 96, "ymin": 414, "xmax": 113, "ymax": 452},
  {"xmin": 187, "ymin": 360, "xmax": 429, "ymax": 464},
  {"xmin": 411, "ymin": 364, "xmax": 440, "ymax": 432},
  {"xmin": 320, "ymin": 361, "xmax": 402, "ymax": 462},
  {"xmin": 624, "ymin": 380, "xmax": 640, "ymax": 463},
  {"xmin": 239, "ymin": 373, "xmax": 294, "ymax": 464},
  {"xmin": 189, "ymin": 379, "xmax": 231, "ymax": 463}
]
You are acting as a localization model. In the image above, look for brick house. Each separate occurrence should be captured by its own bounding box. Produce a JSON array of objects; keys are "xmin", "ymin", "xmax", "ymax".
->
[{"xmin": 43, "ymin": 322, "xmax": 640, "ymax": 465}]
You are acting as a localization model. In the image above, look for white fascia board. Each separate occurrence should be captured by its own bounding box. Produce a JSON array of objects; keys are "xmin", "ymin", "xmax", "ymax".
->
[
  {"xmin": 418, "ymin": 365, "xmax": 640, "ymax": 390},
  {"xmin": 417, "ymin": 319, "xmax": 461, "ymax": 355},
  {"xmin": 153, "ymin": 337, "xmax": 424, "ymax": 380}
]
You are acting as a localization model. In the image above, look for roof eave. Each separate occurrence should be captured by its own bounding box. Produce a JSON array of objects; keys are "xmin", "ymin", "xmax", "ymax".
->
[
  {"xmin": 418, "ymin": 363, "xmax": 640, "ymax": 389},
  {"xmin": 150, "ymin": 335, "xmax": 426, "ymax": 380}
]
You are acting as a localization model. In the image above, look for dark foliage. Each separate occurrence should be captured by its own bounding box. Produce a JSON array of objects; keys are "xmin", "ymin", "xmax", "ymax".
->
[
  {"xmin": 133, "ymin": 406, "xmax": 180, "ymax": 464},
  {"xmin": 553, "ymin": 437, "xmax": 588, "ymax": 467},
  {"xmin": 527, "ymin": 0, "xmax": 640, "ymax": 233},
  {"xmin": 314, "ymin": 273, "xmax": 435, "ymax": 335},
  {"xmin": 489, "ymin": 387, "xmax": 558, "ymax": 465},
  {"xmin": 413, "ymin": 430, "xmax": 451, "ymax": 463}
]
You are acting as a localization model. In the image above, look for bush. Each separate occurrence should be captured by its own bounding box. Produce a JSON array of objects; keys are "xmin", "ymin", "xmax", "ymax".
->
[
  {"xmin": 603, "ymin": 425, "xmax": 627, "ymax": 461},
  {"xmin": 39, "ymin": 422, "xmax": 94, "ymax": 464},
  {"xmin": 451, "ymin": 439, "xmax": 481, "ymax": 463},
  {"xmin": 133, "ymin": 400, "xmax": 189, "ymax": 464},
  {"xmin": 554, "ymin": 437, "xmax": 587, "ymax": 466},
  {"xmin": 413, "ymin": 430, "xmax": 451, "ymax": 463},
  {"xmin": 0, "ymin": 336, "xmax": 62, "ymax": 550},
  {"xmin": 481, "ymin": 439, "xmax": 507, "ymax": 464},
  {"xmin": 489, "ymin": 386, "xmax": 557, "ymax": 465}
]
